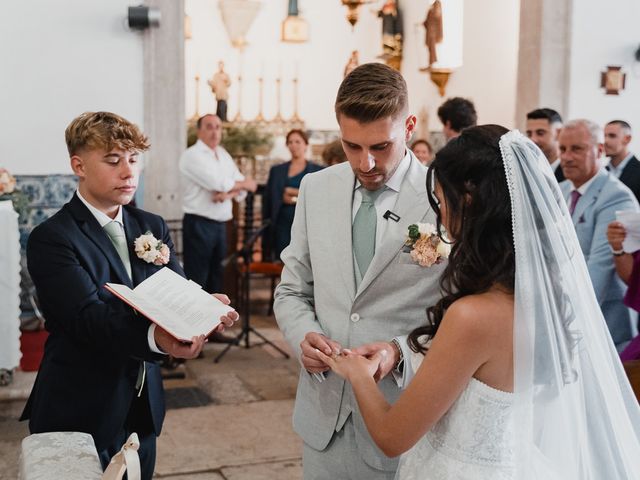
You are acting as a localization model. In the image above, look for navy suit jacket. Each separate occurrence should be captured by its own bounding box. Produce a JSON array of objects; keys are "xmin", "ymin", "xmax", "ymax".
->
[
  {"xmin": 618, "ymin": 155, "xmax": 640, "ymax": 203},
  {"xmin": 21, "ymin": 194, "xmax": 182, "ymax": 450},
  {"xmin": 560, "ymin": 170, "xmax": 639, "ymax": 346},
  {"xmin": 262, "ymin": 161, "xmax": 324, "ymax": 259}
]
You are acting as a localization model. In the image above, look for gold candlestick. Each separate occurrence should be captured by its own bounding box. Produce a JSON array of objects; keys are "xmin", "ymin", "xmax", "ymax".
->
[
  {"xmin": 233, "ymin": 73, "xmax": 243, "ymax": 122},
  {"xmin": 254, "ymin": 77, "xmax": 265, "ymax": 122},
  {"xmin": 272, "ymin": 77, "xmax": 284, "ymax": 122},
  {"xmin": 189, "ymin": 75, "xmax": 201, "ymax": 121},
  {"xmin": 290, "ymin": 77, "xmax": 301, "ymax": 122}
]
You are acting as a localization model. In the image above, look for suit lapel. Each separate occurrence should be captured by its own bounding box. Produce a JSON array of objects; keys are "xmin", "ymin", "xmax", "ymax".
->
[
  {"xmin": 356, "ymin": 156, "xmax": 429, "ymax": 297},
  {"xmin": 329, "ymin": 165, "xmax": 357, "ymax": 302},
  {"xmin": 123, "ymin": 208, "xmax": 148, "ymax": 287},
  {"xmin": 619, "ymin": 156, "xmax": 639, "ymax": 186},
  {"xmin": 68, "ymin": 195, "xmax": 133, "ymax": 288},
  {"xmin": 572, "ymin": 170, "xmax": 607, "ymax": 224}
]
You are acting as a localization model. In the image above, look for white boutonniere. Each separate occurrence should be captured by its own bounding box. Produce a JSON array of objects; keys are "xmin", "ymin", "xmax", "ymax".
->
[
  {"xmin": 134, "ymin": 231, "xmax": 170, "ymax": 265},
  {"xmin": 403, "ymin": 223, "xmax": 451, "ymax": 267}
]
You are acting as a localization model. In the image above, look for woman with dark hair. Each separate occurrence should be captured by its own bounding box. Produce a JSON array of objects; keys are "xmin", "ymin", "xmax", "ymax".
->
[
  {"xmin": 262, "ymin": 129, "xmax": 323, "ymax": 260},
  {"xmin": 317, "ymin": 125, "xmax": 640, "ymax": 478}
]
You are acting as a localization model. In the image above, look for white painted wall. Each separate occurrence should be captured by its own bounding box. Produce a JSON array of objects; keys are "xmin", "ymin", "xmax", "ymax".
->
[
  {"xmin": 566, "ymin": 0, "xmax": 640, "ymax": 154},
  {"xmin": 407, "ymin": 0, "xmax": 520, "ymax": 131},
  {"xmin": 0, "ymin": 1, "xmax": 144, "ymax": 175},
  {"xmin": 185, "ymin": 0, "xmax": 520, "ymax": 132}
]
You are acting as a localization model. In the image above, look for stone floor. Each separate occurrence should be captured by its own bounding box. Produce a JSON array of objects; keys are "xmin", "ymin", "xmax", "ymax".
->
[{"xmin": 0, "ymin": 285, "xmax": 303, "ymax": 479}]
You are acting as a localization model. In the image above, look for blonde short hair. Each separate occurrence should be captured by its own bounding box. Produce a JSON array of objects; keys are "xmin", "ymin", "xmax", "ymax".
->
[{"xmin": 65, "ymin": 111, "xmax": 150, "ymax": 156}]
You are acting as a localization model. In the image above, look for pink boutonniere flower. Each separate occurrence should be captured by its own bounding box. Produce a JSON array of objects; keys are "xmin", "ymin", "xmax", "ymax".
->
[
  {"xmin": 134, "ymin": 232, "xmax": 170, "ymax": 265},
  {"xmin": 404, "ymin": 223, "xmax": 451, "ymax": 267}
]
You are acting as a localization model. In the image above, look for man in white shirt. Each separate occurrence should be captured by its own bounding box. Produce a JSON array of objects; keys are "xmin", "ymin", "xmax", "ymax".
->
[
  {"xmin": 605, "ymin": 120, "xmax": 640, "ymax": 203},
  {"xmin": 180, "ymin": 114, "xmax": 257, "ymax": 301},
  {"xmin": 525, "ymin": 108, "xmax": 564, "ymax": 182},
  {"xmin": 558, "ymin": 119, "xmax": 638, "ymax": 349}
]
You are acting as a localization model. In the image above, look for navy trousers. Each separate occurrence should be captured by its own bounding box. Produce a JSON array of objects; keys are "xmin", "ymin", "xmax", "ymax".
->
[
  {"xmin": 182, "ymin": 213, "xmax": 227, "ymax": 293},
  {"xmin": 97, "ymin": 390, "xmax": 157, "ymax": 480},
  {"xmin": 99, "ymin": 429, "xmax": 156, "ymax": 480}
]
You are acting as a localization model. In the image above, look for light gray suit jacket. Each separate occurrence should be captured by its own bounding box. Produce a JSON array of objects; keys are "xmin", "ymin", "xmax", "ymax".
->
[
  {"xmin": 560, "ymin": 169, "xmax": 639, "ymax": 346},
  {"xmin": 274, "ymin": 155, "xmax": 444, "ymax": 471}
]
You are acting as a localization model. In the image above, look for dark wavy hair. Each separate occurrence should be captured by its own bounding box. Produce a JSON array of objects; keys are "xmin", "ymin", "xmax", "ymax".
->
[{"xmin": 408, "ymin": 125, "xmax": 515, "ymax": 353}]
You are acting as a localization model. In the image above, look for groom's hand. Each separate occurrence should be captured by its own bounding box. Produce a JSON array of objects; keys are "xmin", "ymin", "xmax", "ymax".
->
[
  {"xmin": 300, "ymin": 332, "xmax": 343, "ymax": 373},
  {"xmin": 350, "ymin": 342, "xmax": 399, "ymax": 382}
]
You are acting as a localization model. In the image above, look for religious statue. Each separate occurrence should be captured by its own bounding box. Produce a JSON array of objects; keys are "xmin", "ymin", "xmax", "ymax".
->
[
  {"xmin": 343, "ymin": 50, "xmax": 360, "ymax": 78},
  {"xmin": 208, "ymin": 61, "xmax": 231, "ymax": 122},
  {"xmin": 424, "ymin": 0, "xmax": 443, "ymax": 68},
  {"xmin": 377, "ymin": 0, "xmax": 403, "ymax": 71}
]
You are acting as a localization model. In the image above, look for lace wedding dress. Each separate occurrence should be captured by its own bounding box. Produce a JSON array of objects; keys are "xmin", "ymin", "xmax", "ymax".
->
[{"xmin": 395, "ymin": 376, "xmax": 514, "ymax": 480}]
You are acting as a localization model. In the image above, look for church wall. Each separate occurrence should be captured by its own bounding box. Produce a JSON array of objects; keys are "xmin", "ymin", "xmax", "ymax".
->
[
  {"xmin": 0, "ymin": 0, "xmax": 144, "ymax": 175},
  {"xmin": 409, "ymin": 0, "xmax": 521, "ymax": 133},
  {"xmin": 185, "ymin": 0, "xmax": 520, "ymax": 134},
  {"xmin": 566, "ymin": 0, "xmax": 640, "ymax": 154}
]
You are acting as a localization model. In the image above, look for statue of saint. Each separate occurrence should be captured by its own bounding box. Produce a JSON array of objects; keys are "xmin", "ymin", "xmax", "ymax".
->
[
  {"xmin": 343, "ymin": 50, "xmax": 360, "ymax": 78},
  {"xmin": 424, "ymin": 0, "xmax": 443, "ymax": 68},
  {"xmin": 208, "ymin": 61, "xmax": 231, "ymax": 122},
  {"xmin": 377, "ymin": 0, "xmax": 403, "ymax": 71}
]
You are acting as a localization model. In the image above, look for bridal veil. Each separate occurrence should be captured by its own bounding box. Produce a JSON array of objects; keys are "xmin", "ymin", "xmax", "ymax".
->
[{"xmin": 501, "ymin": 130, "xmax": 640, "ymax": 478}]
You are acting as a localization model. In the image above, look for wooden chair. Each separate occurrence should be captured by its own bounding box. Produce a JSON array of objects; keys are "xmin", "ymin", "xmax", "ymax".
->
[
  {"xmin": 240, "ymin": 260, "xmax": 283, "ymax": 316},
  {"xmin": 235, "ymin": 189, "xmax": 283, "ymax": 316},
  {"xmin": 623, "ymin": 360, "xmax": 640, "ymax": 403}
]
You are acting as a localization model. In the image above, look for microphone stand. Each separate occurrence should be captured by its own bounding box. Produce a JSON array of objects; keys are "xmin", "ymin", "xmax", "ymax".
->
[{"xmin": 214, "ymin": 221, "xmax": 290, "ymax": 363}]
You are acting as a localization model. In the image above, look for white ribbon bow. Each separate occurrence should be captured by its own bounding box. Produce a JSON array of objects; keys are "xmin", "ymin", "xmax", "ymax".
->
[{"xmin": 101, "ymin": 433, "xmax": 141, "ymax": 480}]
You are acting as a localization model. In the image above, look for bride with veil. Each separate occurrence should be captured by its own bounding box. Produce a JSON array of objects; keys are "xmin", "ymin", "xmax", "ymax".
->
[{"xmin": 317, "ymin": 125, "xmax": 640, "ymax": 479}]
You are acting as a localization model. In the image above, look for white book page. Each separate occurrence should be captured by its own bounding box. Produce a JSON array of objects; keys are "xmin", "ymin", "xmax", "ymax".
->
[
  {"xmin": 108, "ymin": 268, "xmax": 233, "ymax": 341},
  {"xmin": 616, "ymin": 210, "xmax": 640, "ymax": 253}
]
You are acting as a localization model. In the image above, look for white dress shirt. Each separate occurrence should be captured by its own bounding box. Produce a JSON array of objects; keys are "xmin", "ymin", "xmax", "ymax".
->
[
  {"xmin": 76, "ymin": 190, "xmax": 163, "ymax": 354},
  {"xmin": 607, "ymin": 153, "xmax": 634, "ymax": 179},
  {"xmin": 351, "ymin": 149, "xmax": 412, "ymax": 249},
  {"xmin": 350, "ymin": 149, "xmax": 412, "ymax": 286},
  {"xmin": 180, "ymin": 139, "xmax": 246, "ymax": 222}
]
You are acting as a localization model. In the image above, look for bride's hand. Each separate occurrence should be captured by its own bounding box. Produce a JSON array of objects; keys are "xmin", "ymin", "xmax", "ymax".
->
[{"xmin": 316, "ymin": 349, "xmax": 386, "ymax": 382}]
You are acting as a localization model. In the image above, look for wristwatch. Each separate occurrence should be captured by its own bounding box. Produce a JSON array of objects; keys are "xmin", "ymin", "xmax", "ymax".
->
[
  {"xmin": 611, "ymin": 247, "xmax": 625, "ymax": 256},
  {"xmin": 390, "ymin": 338, "xmax": 404, "ymax": 369}
]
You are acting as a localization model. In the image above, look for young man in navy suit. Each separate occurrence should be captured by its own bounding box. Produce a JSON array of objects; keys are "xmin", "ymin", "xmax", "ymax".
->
[
  {"xmin": 21, "ymin": 111, "xmax": 238, "ymax": 479},
  {"xmin": 605, "ymin": 120, "xmax": 640, "ymax": 202}
]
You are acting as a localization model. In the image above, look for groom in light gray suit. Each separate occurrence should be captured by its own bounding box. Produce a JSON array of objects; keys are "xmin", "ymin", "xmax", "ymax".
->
[{"xmin": 274, "ymin": 63, "xmax": 444, "ymax": 479}]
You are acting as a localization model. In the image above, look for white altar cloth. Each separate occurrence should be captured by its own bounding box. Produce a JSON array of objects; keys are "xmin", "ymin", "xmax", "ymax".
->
[{"xmin": 0, "ymin": 200, "xmax": 22, "ymax": 370}]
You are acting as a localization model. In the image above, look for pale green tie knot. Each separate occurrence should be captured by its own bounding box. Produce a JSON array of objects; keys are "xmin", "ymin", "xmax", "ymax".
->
[{"xmin": 360, "ymin": 188, "xmax": 383, "ymax": 205}]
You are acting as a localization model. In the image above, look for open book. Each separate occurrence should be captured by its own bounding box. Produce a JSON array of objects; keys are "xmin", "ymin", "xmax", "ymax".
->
[{"xmin": 105, "ymin": 267, "xmax": 234, "ymax": 342}]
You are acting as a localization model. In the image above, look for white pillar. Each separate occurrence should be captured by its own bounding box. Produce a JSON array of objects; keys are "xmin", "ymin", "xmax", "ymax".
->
[
  {"xmin": 142, "ymin": 0, "xmax": 186, "ymax": 220},
  {"xmin": 515, "ymin": 0, "xmax": 572, "ymax": 129}
]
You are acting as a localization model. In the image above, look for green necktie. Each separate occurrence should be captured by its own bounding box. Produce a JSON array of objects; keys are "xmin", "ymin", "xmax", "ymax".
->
[
  {"xmin": 103, "ymin": 221, "xmax": 145, "ymax": 395},
  {"xmin": 103, "ymin": 221, "xmax": 132, "ymax": 280},
  {"xmin": 353, "ymin": 187, "xmax": 384, "ymax": 277}
]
